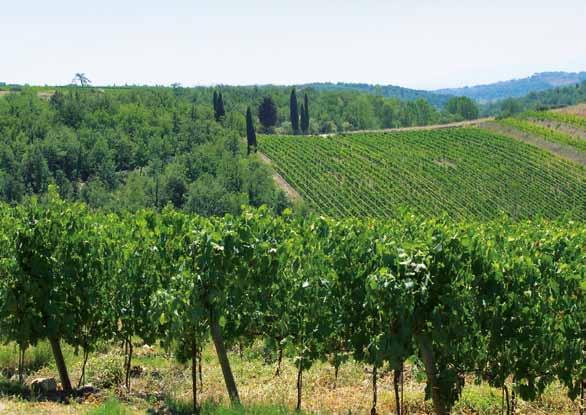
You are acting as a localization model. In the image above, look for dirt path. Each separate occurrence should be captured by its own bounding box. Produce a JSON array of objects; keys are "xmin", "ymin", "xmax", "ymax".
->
[
  {"xmin": 257, "ymin": 152, "xmax": 302, "ymax": 202},
  {"xmin": 480, "ymin": 121, "xmax": 586, "ymax": 166},
  {"xmin": 318, "ymin": 117, "xmax": 494, "ymax": 137}
]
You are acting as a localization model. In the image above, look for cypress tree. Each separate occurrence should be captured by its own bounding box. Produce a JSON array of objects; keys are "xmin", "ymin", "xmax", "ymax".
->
[
  {"xmin": 299, "ymin": 104, "xmax": 306, "ymax": 135},
  {"xmin": 302, "ymin": 93, "xmax": 310, "ymax": 133},
  {"xmin": 246, "ymin": 107, "xmax": 257, "ymax": 154},
  {"xmin": 191, "ymin": 104, "xmax": 197, "ymax": 121},
  {"xmin": 258, "ymin": 97, "xmax": 278, "ymax": 131},
  {"xmin": 217, "ymin": 92, "xmax": 226, "ymax": 120},
  {"xmin": 290, "ymin": 88, "xmax": 299, "ymax": 133},
  {"xmin": 213, "ymin": 91, "xmax": 218, "ymax": 120}
]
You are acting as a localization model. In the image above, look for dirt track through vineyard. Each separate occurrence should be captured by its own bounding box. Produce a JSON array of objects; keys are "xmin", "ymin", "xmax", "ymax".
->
[
  {"xmin": 257, "ymin": 152, "xmax": 303, "ymax": 202},
  {"xmin": 318, "ymin": 117, "xmax": 494, "ymax": 137}
]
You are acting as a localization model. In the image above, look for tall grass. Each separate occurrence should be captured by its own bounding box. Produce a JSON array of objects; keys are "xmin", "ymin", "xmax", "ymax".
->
[
  {"xmin": 201, "ymin": 402, "xmax": 304, "ymax": 415},
  {"xmin": 164, "ymin": 397, "xmax": 304, "ymax": 415},
  {"xmin": 86, "ymin": 396, "xmax": 129, "ymax": 415},
  {"xmin": 0, "ymin": 341, "xmax": 53, "ymax": 374}
]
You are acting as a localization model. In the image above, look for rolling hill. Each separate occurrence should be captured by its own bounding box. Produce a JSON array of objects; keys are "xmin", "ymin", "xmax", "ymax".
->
[
  {"xmin": 304, "ymin": 82, "xmax": 452, "ymax": 107},
  {"xmin": 435, "ymin": 71, "xmax": 586, "ymax": 102}
]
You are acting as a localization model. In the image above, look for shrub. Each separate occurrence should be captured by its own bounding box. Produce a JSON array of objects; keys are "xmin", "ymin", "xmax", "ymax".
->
[
  {"xmin": 85, "ymin": 354, "xmax": 124, "ymax": 389},
  {"xmin": 86, "ymin": 396, "xmax": 128, "ymax": 415}
]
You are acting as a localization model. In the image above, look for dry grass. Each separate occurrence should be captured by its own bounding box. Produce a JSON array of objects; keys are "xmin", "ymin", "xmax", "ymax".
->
[{"xmin": 0, "ymin": 341, "xmax": 580, "ymax": 414}]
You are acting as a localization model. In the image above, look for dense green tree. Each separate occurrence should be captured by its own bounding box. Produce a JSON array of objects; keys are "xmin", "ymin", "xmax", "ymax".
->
[
  {"xmin": 300, "ymin": 104, "xmax": 306, "ymax": 133},
  {"xmin": 213, "ymin": 91, "xmax": 218, "ymax": 119},
  {"xmin": 345, "ymin": 96, "xmax": 376, "ymax": 129},
  {"xmin": 186, "ymin": 174, "xmax": 244, "ymax": 216},
  {"xmin": 445, "ymin": 96, "xmax": 479, "ymax": 120},
  {"xmin": 290, "ymin": 89, "xmax": 300, "ymax": 133},
  {"xmin": 23, "ymin": 145, "xmax": 50, "ymax": 194},
  {"xmin": 258, "ymin": 97, "xmax": 278, "ymax": 131},
  {"xmin": 500, "ymin": 98, "xmax": 524, "ymax": 117},
  {"xmin": 216, "ymin": 92, "xmax": 226, "ymax": 121},
  {"xmin": 0, "ymin": 88, "xmax": 286, "ymax": 215},
  {"xmin": 301, "ymin": 93, "xmax": 310, "ymax": 133},
  {"xmin": 246, "ymin": 107, "xmax": 257, "ymax": 154}
]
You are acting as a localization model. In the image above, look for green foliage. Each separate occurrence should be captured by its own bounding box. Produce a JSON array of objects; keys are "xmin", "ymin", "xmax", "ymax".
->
[
  {"xmin": 446, "ymin": 96, "xmax": 479, "ymax": 120},
  {"xmin": 0, "ymin": 377, "xmax": 26, "ymax": 396},
  {"xmin": 258, "ymin": 97, "xmax": 278, "ymax": 131},
  {"xmin": 0, "ymin": 88, "xmax": 284, "ymax": 215},
  {"xmin": 0, "ymin": 85, "xmax": 490, "ymax": 212},
  {"xmin": 521, "ymin": 109, "xmax": 586, "ymax": 130},
  {"xmin": 498, "ymin": 116, "xmax": 586, "ymax": 152},
  {"xmin": 0, "ymin": 342, "xmax": 53, "ymax": 374},
  {"xmin": 246, "ymin": 107, "xmax": 257, "ymax": 154},
  {"xmin": 499, "ymin": 98, "xmax": 524, "ymax": 117},
  {"xmin": 301, "ymin": 94, "xmax": 309, "ymax": 133},
  {"xmin": 214, "ymin": 91, "xmax": 226, "ymax": 122},
  {"xmin": 260, "ymin": 128, "xmax": 586, "ymax": 220},
  {"xmin": 86, "ymin": 396, "xmax": 129, "ymax": 415},
  {"xmin": 486, "ymin": 80, "xmax": 586, "ymax": 116},
  {"xmin": 86, "ymin": 354, "xmax": 125, "ymax": 389},
  {"xmin": 0, "ymin": 181, "xmax": 584, "ymax": 414},
  {"xmin": 289, "ymin": 89, "xmax": 299, "ymax": 133}
]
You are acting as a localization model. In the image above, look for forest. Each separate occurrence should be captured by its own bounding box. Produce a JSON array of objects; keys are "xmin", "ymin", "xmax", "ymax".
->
[{"xmin": 0, "ymin": 87, "xmax": 288, "ymax": 214}]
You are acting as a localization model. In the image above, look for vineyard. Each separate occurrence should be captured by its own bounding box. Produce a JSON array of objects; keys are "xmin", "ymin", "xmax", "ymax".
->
[
  {"xmin": 0, "ymin": 189, "xmax": 584, "ymax": 415},
  {"xmin": 259, "ymin": 128, "xmax": 586, "ymax": 220},
  {"xmin": 496, "ymin": 117, "xmax": 586, "ymax": 153},
  {"xmin": 523, "ymin": 109, "xmax": 586, "ymax": 130}
]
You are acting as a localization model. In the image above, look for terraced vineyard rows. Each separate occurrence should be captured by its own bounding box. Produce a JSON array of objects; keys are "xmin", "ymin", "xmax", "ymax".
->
[
  {"xmin": 523, "ymin": 109, "xmax": 586, "ymax": 130},
  {"xmin": 260, "ymin": 128, "xmax": 586, "ymax": 220},
  {"xmin": 498, "ymin": 117, "xmax": 586, "ymax": 152}
]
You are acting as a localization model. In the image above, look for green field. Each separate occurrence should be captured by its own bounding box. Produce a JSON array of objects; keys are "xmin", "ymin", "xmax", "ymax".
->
[{"xmin": 259, "ymin": 127, "xmax": 586, "ymax": 220}]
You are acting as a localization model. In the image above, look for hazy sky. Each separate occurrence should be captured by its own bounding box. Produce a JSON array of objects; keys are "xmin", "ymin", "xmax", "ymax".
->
[{"xmin": 2, "ymin": 0, "xmax": 585, "ymax": 90}]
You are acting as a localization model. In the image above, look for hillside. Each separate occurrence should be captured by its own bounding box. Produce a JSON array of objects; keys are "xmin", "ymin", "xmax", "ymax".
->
[
  {"xmin": 259, "ymin": 128, "xmax": 586, "ymax": 220},
  {"xmin": 305, "ymin": 82, "xmax": 452, "ymax": 107},
  {"xmin": 435, "ymin": 71, "xmax": 586, "ymax": 102}
]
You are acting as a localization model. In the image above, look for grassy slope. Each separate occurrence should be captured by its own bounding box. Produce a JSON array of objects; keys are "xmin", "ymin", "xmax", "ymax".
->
[
  {"xmin": 259, "ymin": 128, "xmax": 586, "ymax": 220},
  {"xmin": 0, "ymin": 341, "xmax": 578, "ymax": 415}
]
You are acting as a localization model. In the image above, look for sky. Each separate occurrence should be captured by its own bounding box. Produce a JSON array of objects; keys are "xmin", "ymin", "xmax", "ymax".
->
[{"xmin": 1, "ymin": 0, "xmax": 585, "ymax": 90}]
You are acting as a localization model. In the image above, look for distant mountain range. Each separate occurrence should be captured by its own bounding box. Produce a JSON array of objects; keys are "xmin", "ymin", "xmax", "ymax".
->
[
  {"xmin": 305, "ymin": 72, "xmax": 586, "ymax": 106},
  {"xmin": 434, "ymin": 71, "xmax": 586, "ymax": 102}
]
